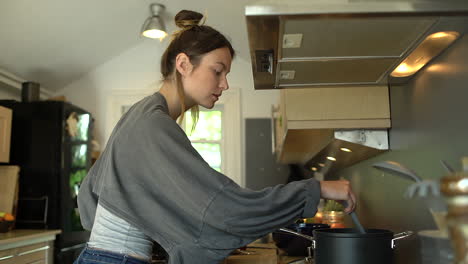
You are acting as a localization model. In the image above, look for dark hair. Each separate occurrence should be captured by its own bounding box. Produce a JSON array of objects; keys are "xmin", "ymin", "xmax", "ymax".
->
[
  {"xmin": 161, "ymin": 10, "xmax": 235, "ymax": 78},
  {"xmin": 160, "ymin": 10, "xmax": 235, "ymax": 128}
]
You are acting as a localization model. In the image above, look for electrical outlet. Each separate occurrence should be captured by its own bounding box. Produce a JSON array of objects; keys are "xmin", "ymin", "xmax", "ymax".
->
[
  {"xmin": 255, "ymin": 50, "xmax": 273, "ymax": 74},
  {"xmin": 283, "ymin": 34, "xmax": 303, "ymax": 48},
  {"xmin": 279, "ymin": 70, "xmax": 296, "ymax": 80}
]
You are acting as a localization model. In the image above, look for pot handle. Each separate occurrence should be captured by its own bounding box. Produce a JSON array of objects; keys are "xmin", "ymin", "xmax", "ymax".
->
[
  {"xmin": 277, "ymin": 228, "xmax": 316, "ymax": 248},
  {"xmin": 391, "ymin": 231, "xmax": 413, "ymax": 248}
]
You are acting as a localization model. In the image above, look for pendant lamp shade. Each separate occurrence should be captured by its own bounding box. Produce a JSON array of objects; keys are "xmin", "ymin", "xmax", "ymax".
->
[{"xmin": 141, "ymin": 4, "xmax": 167, "ymax": 40}]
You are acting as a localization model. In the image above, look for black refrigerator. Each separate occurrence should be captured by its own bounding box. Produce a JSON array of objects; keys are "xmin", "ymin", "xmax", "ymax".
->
[{"xmin": 0, "ymin": 100, "xmax": 93, "ymax": 264}]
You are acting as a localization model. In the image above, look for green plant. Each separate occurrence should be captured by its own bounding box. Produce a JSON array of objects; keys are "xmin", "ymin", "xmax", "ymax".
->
[{"xmin": 323, "ymin": 200, "xmax": 344, "ymax": 212}]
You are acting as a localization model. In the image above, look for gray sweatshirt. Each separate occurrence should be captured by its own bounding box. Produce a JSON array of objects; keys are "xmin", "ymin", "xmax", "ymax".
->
[{"xmin": 77, "ymin": 92, "xmax": 321, "ymax": 264}]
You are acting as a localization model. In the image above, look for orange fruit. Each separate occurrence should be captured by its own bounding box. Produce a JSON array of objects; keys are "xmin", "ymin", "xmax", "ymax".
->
[{"xmin": 4, "ymin": 213, "xmax": 14, "ymax": 221}]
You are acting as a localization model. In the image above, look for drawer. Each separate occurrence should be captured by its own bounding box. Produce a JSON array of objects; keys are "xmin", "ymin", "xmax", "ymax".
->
[
  {"xmin": 0, "ymin": 242, "xmax": 49, "ymax": 264},
  {"xmin": 0, "ymin": 256, "xmax": 45, "ymax": 264},
  {"xmin": 0, "ymin": 247, "xmax": 16, "ymax": 259}
]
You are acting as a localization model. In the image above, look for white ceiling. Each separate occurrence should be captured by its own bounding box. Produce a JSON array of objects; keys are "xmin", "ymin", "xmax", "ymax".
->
[{"xmin": 0, "ymin": 0, "xmax": 256, "ymax": 92}]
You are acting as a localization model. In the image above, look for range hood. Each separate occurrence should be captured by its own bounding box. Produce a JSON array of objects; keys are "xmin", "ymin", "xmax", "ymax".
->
[
  {"xmin": 272, "ymin": 86, "xmax": 390, "ymax": 171},
  {"xmin": 247, "ymin": 1, "xmax": 468, "ymax": 173},
  {"xmin": 246, "ymin": 1, "xmax": 468, "ymax": 89},
  {"xmin": 304, "ymin": 130, "xmax": 389, "ymax": 175}
]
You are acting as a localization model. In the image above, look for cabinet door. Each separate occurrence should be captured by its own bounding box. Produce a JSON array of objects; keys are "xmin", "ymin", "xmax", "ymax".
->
[
  {"xmin": 0, "ymin": 247, "xmax": 16, "ymax": 264},
  {"xmin": 281, "ymin": 86, "xmax": 390, "ymax": 129},
  {"xmin": 0, "ymin": 106, "xmax": 12, "ymax": 163},
  {"xmin": 0, "ymin": 166, "xmax": 20, "ymax": 216}
]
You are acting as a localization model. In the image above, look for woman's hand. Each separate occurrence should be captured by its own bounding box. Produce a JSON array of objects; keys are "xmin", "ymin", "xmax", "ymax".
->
[{"xmin": 320, "ymin": 180, "xmax": 356, "ymax": 214}]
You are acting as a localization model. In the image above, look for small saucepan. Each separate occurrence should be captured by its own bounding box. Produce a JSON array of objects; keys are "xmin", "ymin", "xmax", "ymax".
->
[{"xmin": 272, "ymin": 223, "xmax": 329, "ymax": 256}]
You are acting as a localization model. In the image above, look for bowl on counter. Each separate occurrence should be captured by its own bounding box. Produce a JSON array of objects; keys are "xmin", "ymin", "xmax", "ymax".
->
[
  {"xmin": 0, "ymin": 221, "xmax": 14, "ymax": 233},
  {"xmin": 273, "ymin": 223, "xmax": 329, "ymax": 256}
]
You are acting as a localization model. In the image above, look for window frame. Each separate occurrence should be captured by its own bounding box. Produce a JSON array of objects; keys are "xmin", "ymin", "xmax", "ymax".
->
[{"xmin": 182, "ymin": 105, "xmax": 225, "ymax": 172}]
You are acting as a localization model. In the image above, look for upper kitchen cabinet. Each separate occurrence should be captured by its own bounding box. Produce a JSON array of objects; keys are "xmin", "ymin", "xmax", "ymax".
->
[
  {"xmin": 0, "ymin": 106, "xmax": 12, "ymax": 163},
  {"xmin": 245, "ymin": 2, "xmax": 468, "ymax": 89},
  {"xmin": 273, "ymin": 85, "xmax": 390, "ymax": 165}
]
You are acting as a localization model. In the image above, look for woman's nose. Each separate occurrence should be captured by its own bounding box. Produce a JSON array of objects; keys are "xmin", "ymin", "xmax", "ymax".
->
[{"xmin": 220, "ymin": 77, "xmax": 229, "ymax": 90}]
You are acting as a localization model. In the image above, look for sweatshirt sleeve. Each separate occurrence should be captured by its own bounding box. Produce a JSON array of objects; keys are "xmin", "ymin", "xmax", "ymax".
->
[
  {"xmin": 198, "ymin": 178, "xmax": 321, "ymax": 249},
  {"xmin": 128, "ymin": 111, "xmax": 322, "ymax": 249}
]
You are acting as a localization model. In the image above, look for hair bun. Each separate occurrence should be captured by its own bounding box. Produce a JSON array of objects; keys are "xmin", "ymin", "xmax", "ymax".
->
[{"xmin": 175, "ymin": 10, "xmax": 204, "ymax": 29}]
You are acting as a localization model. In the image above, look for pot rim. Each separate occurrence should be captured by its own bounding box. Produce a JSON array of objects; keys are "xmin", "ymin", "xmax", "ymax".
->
[{"xmin": 313, "ymin": 228, "xmax": 393, "ymax": 238}]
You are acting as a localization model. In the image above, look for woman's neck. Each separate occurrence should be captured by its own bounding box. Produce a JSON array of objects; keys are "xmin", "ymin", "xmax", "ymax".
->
[{"xmin": 158, "ymin": 81, "xmax": 194, "ymax": 121}]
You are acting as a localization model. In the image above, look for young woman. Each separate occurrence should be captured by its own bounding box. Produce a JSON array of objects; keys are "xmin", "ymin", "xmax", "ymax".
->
[{"xmin": 74, "ymin": 10, "xmax": 356, "ymax": 264}]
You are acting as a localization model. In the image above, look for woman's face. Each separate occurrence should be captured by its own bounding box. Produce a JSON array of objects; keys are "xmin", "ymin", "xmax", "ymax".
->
[{"xmin": 182, "ymin": 47, "xmax": 232, "ymax": 109}]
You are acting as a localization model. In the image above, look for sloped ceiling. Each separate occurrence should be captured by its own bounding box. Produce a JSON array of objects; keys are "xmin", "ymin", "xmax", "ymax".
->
[{"xmin": 0, "ymin": 0, "xmax": 255, "ymax": 92}]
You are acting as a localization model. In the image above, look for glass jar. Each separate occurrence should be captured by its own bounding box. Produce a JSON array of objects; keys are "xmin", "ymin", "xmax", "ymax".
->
[
  {"xmin": 322, "ymin": 211, "xmax": 345, "ymax": 228},
  {"xmin": 312, "ymin": 210, "xmax": 323, "ymax": 224}
]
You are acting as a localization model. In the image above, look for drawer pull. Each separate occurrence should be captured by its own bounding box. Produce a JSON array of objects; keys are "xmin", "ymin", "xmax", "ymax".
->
[
  {"xmin": 18, "ymin": 246, "xmax": 50, "ymax": 256},
  {"xmin": 0, "ymin": 255, "xmax": 14, "ymax": 261}
]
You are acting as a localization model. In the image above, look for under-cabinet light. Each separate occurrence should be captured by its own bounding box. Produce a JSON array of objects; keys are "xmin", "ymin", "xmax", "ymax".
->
[
  {"xmin": 327, "ymin": 156, "xmax": 337, "ymax": 161},
  {"xmin": 391, "ymin": 31, "xmax": 460, "ymax": 77},
  {"xmin": 311, "ymin": 167, "xmax": 318, "ymax": 171},
  {"xmin": 318, "ymin": 163, "xmax": 325, "ymax": 167},
  {"xmin": 340, "ymin": 147, "xmax": 352, "ymax": 152}
]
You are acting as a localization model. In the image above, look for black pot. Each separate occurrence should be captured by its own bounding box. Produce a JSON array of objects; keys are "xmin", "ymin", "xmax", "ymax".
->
[
  {"xmin": 273, "ymin": 223, "xmax": 329, "ymax": 256},
  {"xmin": 312, "ymin": 228, "xmax": 412, "ymax": 264}
]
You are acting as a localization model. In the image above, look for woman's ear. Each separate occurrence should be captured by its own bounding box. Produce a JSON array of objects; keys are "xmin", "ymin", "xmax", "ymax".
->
[{"xmin": 175, "ymin": 53, "xmax": 193, "ymax": 76}]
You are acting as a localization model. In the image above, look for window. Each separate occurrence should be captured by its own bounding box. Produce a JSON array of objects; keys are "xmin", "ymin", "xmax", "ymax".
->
[{"xmin": 183, "ymin": 106, "xmax": 224, "ymax": 172}]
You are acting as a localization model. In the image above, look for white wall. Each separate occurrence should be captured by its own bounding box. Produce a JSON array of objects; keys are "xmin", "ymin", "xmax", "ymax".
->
[
  {"xmin": 0, "ymin": 83, "xmax": 20, "ymax": 100},
  {"xmin": 57, "ymin": 39, "xmax": 163, "ymax": 145}
]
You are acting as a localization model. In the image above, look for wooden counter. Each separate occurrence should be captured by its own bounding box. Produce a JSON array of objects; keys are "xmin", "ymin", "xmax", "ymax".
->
[
  {"xmin": 278, "ymin": 255, "xmax": 306, "ymax": 264},
  {"xmin": 223, "ymin": 243, "xmax": 277, "ymax": 264},
  {"xmin": 0, "ymin": 229, "xmax": 61, "ymax": 264},
  {"xmin": 223, "ymin": 242, "xmax": 308, "ymax": 264}
]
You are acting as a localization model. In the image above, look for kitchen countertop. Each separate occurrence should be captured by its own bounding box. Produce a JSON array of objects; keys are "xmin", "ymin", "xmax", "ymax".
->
[
  {"xmin": 277, "ymin": 248, "xmax": 307, "ymax": 264},
  {"xmin": 0, "ymin": 229, "xmax": 61, "ymax": 250},
  {"xmin": 223, "ymin": 242, "xmax": 308, "ymax": 264}
]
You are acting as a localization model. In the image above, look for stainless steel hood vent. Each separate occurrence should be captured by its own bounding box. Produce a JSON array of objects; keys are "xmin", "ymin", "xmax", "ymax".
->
[
  {"xmin": 246, "ymin": 1, "xmax": 468, "ymax": 89},
  {"xmin": 304, "ymin": 129, "xmax": 389, "ymax": 174}
]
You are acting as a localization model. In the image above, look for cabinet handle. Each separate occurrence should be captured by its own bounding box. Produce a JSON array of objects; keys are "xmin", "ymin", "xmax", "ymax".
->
[
  {"xmin": 0, "ymin": 255, "xmax": 14, "ymax": 261},
  {"xmin": 18, "ymin": 246, "xmax": 50, "ymax": 256}
]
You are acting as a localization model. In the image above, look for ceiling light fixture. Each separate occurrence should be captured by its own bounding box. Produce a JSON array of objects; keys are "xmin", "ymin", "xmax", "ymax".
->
[{"xmin": 141, "ymin": 3, "xmax": 167, "ymax": 40}]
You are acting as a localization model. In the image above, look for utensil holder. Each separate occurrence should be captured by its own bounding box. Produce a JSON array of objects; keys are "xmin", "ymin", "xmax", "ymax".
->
[{"xmin": 440, "ymin": 157, "xmax": 468, "ymax": 264}]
